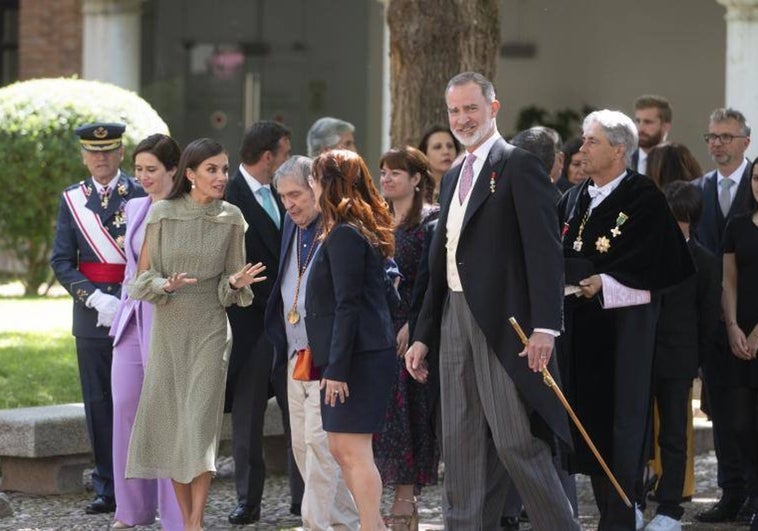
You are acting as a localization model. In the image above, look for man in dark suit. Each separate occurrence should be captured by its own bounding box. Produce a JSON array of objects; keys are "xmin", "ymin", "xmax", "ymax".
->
[
  {"xmin": 695, "ymin": 107, "xmax": 753, "ymax": 524},
  {"xmin": 224, "ymin": 121, "xmax": 302, "ymax": 525},
  {"xmin": 631, "ymin": 95, "xmax": 672, "ymax": 175},
  {"xmin": 50, "ymin": 122, "xmax": 144, "ymax": 514},
  {"xmin": 405, "ymin": 72, "xmax": 578, "ymax": 530}
]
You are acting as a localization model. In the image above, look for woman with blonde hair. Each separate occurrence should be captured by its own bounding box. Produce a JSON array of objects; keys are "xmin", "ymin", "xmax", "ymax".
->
[{"xmin": 305, "ymin": 149, "xmax": 396, "ymax": 531}]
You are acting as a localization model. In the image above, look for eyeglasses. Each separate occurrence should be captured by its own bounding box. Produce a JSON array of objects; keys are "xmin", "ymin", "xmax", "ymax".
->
[{"xmin": 703, "ymin": 133, "xmax": 748, "ymax": 144}]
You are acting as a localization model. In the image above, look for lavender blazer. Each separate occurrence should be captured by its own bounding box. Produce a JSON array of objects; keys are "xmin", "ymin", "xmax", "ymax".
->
[{"xmin": 109, "ymin": 197, "xmax": 154, "ymax": 360}]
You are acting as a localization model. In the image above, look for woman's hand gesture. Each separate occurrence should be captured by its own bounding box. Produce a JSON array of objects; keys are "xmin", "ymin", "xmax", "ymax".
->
[
  {"xmin": 229, "ymin": 262, "xmax": 267, "ymax": 290},
  {"xmin": 163, "ymin": 272, "xmax": 198, "ymax": 293}
]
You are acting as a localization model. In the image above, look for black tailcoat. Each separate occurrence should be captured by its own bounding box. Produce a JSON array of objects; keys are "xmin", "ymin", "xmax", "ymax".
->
[{"xmin": 413, "ymin": 137, "xmax": 570, "ymax": 445}]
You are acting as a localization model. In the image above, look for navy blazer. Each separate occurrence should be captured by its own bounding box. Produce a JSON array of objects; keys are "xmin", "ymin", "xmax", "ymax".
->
[
  {"xmin": 695, "ymin": 162, "xmax": 752, "ymax": 256},
  {"xmin": 264, "ymin": 214, "xmax": 300, "ymax": 372},
  {"xmin": 304, "ymin": 224, "xmax": 394, "ymax": 382}
]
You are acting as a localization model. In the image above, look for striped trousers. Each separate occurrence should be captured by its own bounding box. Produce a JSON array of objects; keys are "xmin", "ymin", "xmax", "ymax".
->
[{"xmin": 439, "ymin": 292, "xmax": 578, "ymax": 530}]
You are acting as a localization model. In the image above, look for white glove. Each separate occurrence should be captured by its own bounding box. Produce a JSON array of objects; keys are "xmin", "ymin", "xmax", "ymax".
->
[{"xmin": 86, "ymin": 289, "xmax": 121, "ymax": 328}]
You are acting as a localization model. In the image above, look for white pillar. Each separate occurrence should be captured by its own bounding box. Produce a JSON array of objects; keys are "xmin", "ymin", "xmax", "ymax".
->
[
  {"xmin": 81, "ymin": 0, "xmax": 142, "ymax": 92},
  {"xmin": 717, "ymin": 0, "xmax": 758, "ymax": 160}
]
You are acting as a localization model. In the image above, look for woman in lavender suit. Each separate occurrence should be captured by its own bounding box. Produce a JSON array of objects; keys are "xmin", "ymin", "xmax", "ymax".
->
[{"xmin": 109, "ymin": 134, "xmax": 182, "ymax": 530}]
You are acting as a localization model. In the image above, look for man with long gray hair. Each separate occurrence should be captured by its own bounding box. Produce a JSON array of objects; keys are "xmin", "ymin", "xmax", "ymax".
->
[{"xmin": 557, "ymin": 110, "xmax": 694, "ymax": 530}]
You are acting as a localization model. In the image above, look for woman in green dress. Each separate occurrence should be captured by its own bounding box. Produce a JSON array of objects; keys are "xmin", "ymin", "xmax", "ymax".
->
[{"xmin": 126, "ymin": 138, "xmax": 266, "ymax": 530}]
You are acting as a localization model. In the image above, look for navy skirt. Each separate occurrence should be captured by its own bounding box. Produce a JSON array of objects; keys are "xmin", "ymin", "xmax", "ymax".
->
[{"xmin": 321, "ymin": 347, "xmax": 397, "ymax": 433}]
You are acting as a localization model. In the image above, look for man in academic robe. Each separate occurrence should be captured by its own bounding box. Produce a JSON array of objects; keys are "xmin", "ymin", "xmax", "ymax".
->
[
  {"xmin": 405, "ymin": 71, "xmax": 579, "ymax": 531},
  {"xmin": 50, "ymin": 122, "xmax": 145, "ymax": 514},
  {"xmin": 557, "ymin": 110, "xmax": 694, "ymax": 531}
]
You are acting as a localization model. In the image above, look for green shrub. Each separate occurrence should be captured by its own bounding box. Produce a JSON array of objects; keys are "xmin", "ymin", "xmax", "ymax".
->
[{"xmin": 0, "ymin": 78, "xmax": 169, "ymax": 296}]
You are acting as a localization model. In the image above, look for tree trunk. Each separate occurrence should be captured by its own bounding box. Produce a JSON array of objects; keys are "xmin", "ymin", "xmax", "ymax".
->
[{"xmin": 386, "ymin": 0, "xmax": 500, "ymax": 148}]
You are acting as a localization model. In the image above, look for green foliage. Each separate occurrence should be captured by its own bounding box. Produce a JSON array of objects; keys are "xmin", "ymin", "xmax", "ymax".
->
[
  {"xmin": 0, "ymin": 78, "xmax": 169, "ymax": 296},
  {"xmin": 515, "ymin": 104, "xmax": 597, "ymax": 142}
]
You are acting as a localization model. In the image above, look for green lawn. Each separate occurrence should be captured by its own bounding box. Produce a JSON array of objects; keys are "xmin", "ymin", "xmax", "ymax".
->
[{"xmin": 0, "ymin": 296, "xmax": 81, "ymax": 408}]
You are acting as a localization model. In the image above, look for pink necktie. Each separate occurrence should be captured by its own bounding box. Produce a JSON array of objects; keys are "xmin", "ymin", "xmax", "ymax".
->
[{"xmin": 458, "ymin": 153, "xmax": 476, "ymax": 204}]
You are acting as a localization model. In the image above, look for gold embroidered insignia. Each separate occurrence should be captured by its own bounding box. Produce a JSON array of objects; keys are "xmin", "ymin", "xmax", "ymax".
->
[
  {"xmin": 113, "ymin": 211, "xmax": 126, "ymax": 229},
  {"xmin": 595, "ymin": 236, "xmax": 610, "ymax": 253},
  {"xmin": 93, "ymin": 127, "xmax": 108, "ymax": 139},
  {"xmin": 76, "ymin": 288, "xmax": 89, "ymax": 304}
]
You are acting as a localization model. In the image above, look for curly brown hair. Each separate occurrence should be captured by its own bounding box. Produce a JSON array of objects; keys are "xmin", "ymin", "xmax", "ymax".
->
[{"xmin": 311, "ymin": 149, "xmax": 395, "ymax": 258}]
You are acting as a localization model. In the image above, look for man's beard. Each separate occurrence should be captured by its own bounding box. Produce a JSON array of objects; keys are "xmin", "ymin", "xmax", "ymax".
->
[
  {"xmin": 453, "ymin": 119, "xmax": 494, "ymax": 148},
  {"xmin": 638, "ymin": 131, "xmax": 663, "ymax": 149}
]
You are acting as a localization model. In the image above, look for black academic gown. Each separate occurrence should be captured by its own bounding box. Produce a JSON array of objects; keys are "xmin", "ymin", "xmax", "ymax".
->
[{"xmin": 557, "ymin": 171, "xmax": 694, "ymax": 528}]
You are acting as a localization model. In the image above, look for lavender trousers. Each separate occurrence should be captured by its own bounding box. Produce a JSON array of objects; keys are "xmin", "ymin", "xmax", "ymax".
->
[{"xmin": 112, "ymin": 311, "xmax": 182, "ymax": 529}]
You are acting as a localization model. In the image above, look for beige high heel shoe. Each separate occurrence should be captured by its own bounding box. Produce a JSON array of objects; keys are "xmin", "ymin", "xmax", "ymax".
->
[{"xmin": 384, "ymin": 496, "xmax": 418, "ymax": 531}]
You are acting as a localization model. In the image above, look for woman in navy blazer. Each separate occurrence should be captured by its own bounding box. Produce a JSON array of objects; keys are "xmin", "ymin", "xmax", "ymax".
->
[{"xmin": 305, "ymin": 149, "xmax": 396, "ymax": 531}]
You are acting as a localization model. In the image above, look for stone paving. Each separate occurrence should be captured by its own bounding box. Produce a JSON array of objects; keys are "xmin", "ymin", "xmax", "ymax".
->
[{"xmin": 0, "ymin": 451, "xmax": 750, "ymax": 530}]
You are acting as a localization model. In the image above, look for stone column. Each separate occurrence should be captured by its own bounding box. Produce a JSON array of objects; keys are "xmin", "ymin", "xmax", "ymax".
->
[
  {"xmin": 81, "ymin": 0, "xmax": 141, "ymax": 91},
  {"xmin": 716, "ymin": 0, "xmax": 758, "ymax": 159}
]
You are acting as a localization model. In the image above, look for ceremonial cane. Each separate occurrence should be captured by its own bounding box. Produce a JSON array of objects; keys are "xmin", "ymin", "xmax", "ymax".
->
[{"xmin": 508, "ymin": 316, "xmax": 633, "ymax": 508}]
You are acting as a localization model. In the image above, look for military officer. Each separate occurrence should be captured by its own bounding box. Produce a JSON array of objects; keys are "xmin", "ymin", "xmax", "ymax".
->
[{"xmin": 50, "ymin": 122, "xmax": 145, "ymax": 515}]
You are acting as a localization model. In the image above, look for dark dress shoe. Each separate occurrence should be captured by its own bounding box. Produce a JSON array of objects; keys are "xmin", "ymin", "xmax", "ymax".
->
[
  {"xmin": 85, "ymin": 495, "xmax": 116, "ymax": 514},
  {"xmin": 228, "ymin": 503, "xmax": 261, "ymax": 525},
  {"xmin": 500, "ymin": 515, "xmax": 520, "ymax": 530},
  {"xmin": 736, "ymin": 499, "xmax": 758, "ymax": 525},
  {"xmin": 290, "ymin": 502, "xmax": 301, "ymax": 516},
  {"xmin": 695, "ymin": 496, "xmax": 745, "ymax": 522}
]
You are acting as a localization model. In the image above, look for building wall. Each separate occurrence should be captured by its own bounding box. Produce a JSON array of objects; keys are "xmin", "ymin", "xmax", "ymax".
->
[
  {"xmin": 497, "ymin": 0, "xmax": 727, "ymax": 169},
  {"xmin": 18, "ymin": 0, "xmax": 81, "ymax": 80},
  {"xmin": 140, "ymin": 0, "xmax": 384, "ymax": 170}
]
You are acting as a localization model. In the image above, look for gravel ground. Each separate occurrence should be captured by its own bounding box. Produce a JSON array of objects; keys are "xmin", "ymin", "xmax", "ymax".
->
[{"xmin": 0, "ymin": 451, "xmax": 749, "ymax": 530}]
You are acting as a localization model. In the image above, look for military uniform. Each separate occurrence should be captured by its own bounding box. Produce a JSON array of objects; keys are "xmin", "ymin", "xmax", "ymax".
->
[{"xmin": 50, "ymin": 123, "xmax": 145, "ymax": 511}]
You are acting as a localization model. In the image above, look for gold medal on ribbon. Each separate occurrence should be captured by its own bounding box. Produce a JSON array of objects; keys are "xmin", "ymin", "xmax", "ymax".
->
[{"xmin": 287, "ymin": 308, "xmax": 300, "ymax": 324}]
